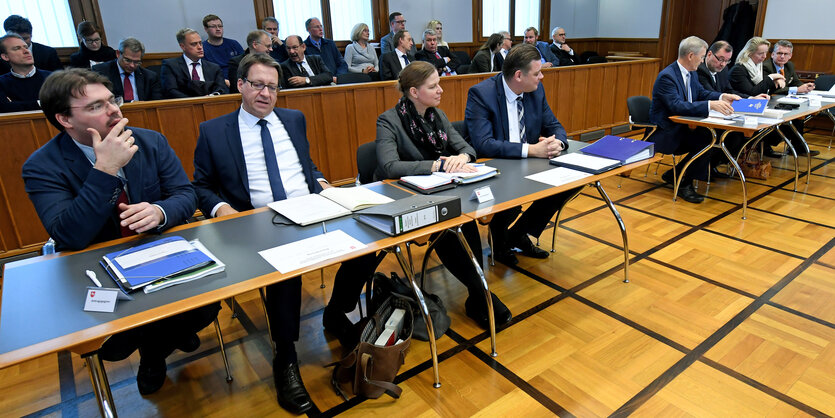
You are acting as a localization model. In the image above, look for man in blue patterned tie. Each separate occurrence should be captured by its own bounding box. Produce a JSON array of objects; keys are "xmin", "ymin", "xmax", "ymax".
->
[{"xmin": 465, "ymin": 43, "xmax": 577, "ymax": 265}]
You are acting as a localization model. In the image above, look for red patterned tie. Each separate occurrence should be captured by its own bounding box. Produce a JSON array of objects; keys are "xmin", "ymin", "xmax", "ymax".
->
[
  {"xmin": 116, "ymin": 189, "xmax": 136, "ymax": 237},
  {"xmin": 435, "ymin": 52, "xmax": 451, "ymax": 75},
  {"xmin": 123, "ymin": 74, "xmax": 134, "ymax": 102},
  {"xmin": 191, "ymin": 62, "xmax": 200, "ymax": 81}
]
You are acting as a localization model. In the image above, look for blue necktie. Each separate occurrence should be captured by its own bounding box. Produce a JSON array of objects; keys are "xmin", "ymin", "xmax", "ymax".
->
[
  {"xmin": 402, "ymin": 54, "xmax": 410, "ymax": 65},
  {"xmin": 685, "ymin": 73, "xmax": 692, "ymax": 103},
  {"xmin": 516, "ymin": 96, "xmax": 526, "ymax": 143},
  {"xmin": 257, "ymin": 119, "xmax": 287, "ymax": 201}
]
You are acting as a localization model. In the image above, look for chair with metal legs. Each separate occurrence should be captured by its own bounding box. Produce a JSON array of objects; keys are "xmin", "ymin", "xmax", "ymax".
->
[{"xmin": 626, "ymin": 96, "xmax": 675, "ymax": 179}]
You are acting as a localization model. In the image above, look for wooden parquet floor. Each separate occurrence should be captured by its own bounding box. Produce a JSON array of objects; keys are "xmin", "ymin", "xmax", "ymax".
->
[{"xmin": 1, "ymin": 130, "xmax": 834, "ymax": 418}]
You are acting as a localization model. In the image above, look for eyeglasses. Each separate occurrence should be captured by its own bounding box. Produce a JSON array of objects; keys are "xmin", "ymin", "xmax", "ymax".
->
[
  {"xmin": 394, "ymin": 19, "xmax": 406, "ymax": 24},
  {"xmin": 71, "ymin": 96, "xmax": 123, "ymax": 114},
  {"xmin": 242, "ymin": 78, "xmax": 278, "ymax": 93},
  {"xmin": 120, "ymin": 56, "xmax": 142, "ymax": 65},
  {"xmin": 206, "ymin": 24, "xmax": 223, "ymax": 29},
  {"xmin": 84, "ymin": 37, "xmax": 102, "ymax": 44},
  {"xmin": 714, "ymin": 56, "xmax": 730, "ymax": 63},
  {"xmin": 774, "ymin": 52, "xmax": 791, "ymax": 56}
]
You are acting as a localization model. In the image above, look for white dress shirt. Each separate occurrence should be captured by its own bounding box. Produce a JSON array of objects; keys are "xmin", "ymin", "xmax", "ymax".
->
[
  {"xmin": 396, "ymin": 47, "xmax": 410, "ymax": 70},
  {"xmin": 501, "ymin": 77, "xmax": 529, "ymax": 158},
  {"xmin": 297, "ymin": 58, "xmax": 315, "ymax": 76},
  {"xmin": 183, "ymin": 54, "xmax": 204, "ymax": 81}
]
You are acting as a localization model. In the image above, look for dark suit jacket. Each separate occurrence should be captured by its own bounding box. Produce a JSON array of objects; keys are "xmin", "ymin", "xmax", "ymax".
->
[
  {"xmin": 550, "ymin": 43, "xmax": 578, "ymax": 66},
  {"xmin": 729, "ymin": 63, "xmax": 776, "ymax": 97},
  {"xmin": 534, "ymin": 41, "xmax": 559, "ymax": 66},
  {"xmin": 696, "ymin": 62, "xmax": 747, "ymax": 97},
  {"xmin": 160, "ymin": 56, "xmax": 228, "ymax": 98},
  {"xmin": 226, "ymin": 50, "xmax": 250, "ymax": 94},
  {"xmin": 649, "ymin": 62, "xmax": 721, "ymax": 154},
  {"xmin": 465, "ymin": 73, "xmax": 567, "ymax": 158},
  {"xmin": 468, "ymin": 50, "xmax": 496, "ymax": 74},
  {"xmin": 379, "ymin": 51, "xmax": 411, "ymax": 81},
  {"xmin": 279, "ymin": 55, "xmax": 333, "ymax": 88},
  {"xmin": 92, "ymin": 60, "xmax": 163, "ymax": 101},
  {"xmin": 0, "ymin": 42, "xmax": 61, "ymax": 75},
  {"xmin": 380, "ymin": 32, "xmax": 417, "ymax": 56},
  {"xmin": 304, "ymin": 36, "xmax": 347, "ymax": 75},
  {"xmin": 375, "ymin": 107, "xmax": 475, "ymax": 180},
  {"xmin": 415, "ymin": 46, "xmax": 460, "ymax": 74},
  {"xmin": 763, "ymin": 59, "xmax": 801, "ymax": 95},
  {"xmin": 21, "ymin": 128, "xmax": 196, "ymax": 250},
  {"xmin": 192, "ymin": 108, "xmax": 324, "ymax": 215}
]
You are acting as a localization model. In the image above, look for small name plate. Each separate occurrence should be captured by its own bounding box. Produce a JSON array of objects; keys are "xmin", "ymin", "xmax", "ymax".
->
[
  {"xmin": 743, "ymin": 116, "xmax": 758, "ymax": 127},
  {"xmin": 808, "ymin": 96, "xmax": 822, "ymax": 108},
  {"xmin": 83, "ymin": 288, "xmax": 119, "ymax": 313},
  {"xmin": 471, "ymin": 186, "xmax": 494, "ymax": 203}
]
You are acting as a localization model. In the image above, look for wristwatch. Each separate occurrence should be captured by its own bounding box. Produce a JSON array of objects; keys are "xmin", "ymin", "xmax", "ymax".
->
[{"xmin": 305, "ymin": 77, "xmax": 310, "ymax": 85}]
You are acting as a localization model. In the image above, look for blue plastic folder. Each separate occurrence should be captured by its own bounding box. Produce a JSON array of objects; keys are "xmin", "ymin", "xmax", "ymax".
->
[
  {"xmin": 732, "ymin": 98, "xmax": 768, "ymax": 115},
  {"xmin": 580, "ymin": 135, "xmax": 655, "ymax": 165},
  {"xmin": 101, "ymin": 236, "xmax": 215, "ymax": 292}
]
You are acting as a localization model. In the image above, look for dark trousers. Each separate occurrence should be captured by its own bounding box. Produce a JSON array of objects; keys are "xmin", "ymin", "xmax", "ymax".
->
[
  {"xmin": 673, "ymin": 128, "xmax": 713, "ymax": 183},
  {"xmin": 327, "ymin": 220, "xmax": 485, "ymax": 312},
  {"xmin": 265, "ymin": 277, "xmax": 302, "ymax": 364},
  {"xmin": 489, "ymin": 189, "xmax": 577, "ymax": 250},
  {"xmin": 100, "ymin": 302, "xmax": 221, "ymax": 361}
]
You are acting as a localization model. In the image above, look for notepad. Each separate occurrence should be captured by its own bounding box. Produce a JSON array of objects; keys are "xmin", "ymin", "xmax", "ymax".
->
[
  {"xmin": 399, "ymin": 164, "xmax": 498, "ymax": 193},
  {"xmin": 268, "ymin": 187, "xmax": 394, "ymax": 226}
]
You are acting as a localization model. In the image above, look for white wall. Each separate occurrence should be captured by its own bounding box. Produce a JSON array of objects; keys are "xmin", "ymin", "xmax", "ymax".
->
[
  {"xmin": 99, "ymin": 0, "xmax": 256, "ymax": 53},
  {"xmin": 387, "ymin": 0, "xmax": 473, "ymax": 43},
  {"xmin": 762, "ymin": 0, "xmax": 834, "ymax": 39},
  {"xmin": 549, "ymin": 0, "xmax": 661, "ymax": 40}
]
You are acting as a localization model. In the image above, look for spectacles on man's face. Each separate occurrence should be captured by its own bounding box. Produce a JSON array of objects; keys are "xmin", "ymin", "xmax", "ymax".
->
[
  {"xmin": 714, "ymin": 56, "xmax": 730, "ymax": 64},
  {"xmin": 70, "ymin": 95, "xmax": 123, "ymax": 114},
  {"xmin": 121, "ymin": 56, "xmax": 142, "ymax": 65},
  {"xmin": 243, "ymin": 78, "xmax": 278, "ymax": 93}
]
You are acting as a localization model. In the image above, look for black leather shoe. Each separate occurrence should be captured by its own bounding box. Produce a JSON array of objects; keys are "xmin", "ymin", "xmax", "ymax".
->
[
  {"xmin": 677, "ymin": 184, "xmax": 705, "ymax": 204},
  {"xmin": 511, "ymin": 235, "xmax": 549, "ymax": 259},
  {"xmin": 493, "ymin": 248, "xmax": 518, "ymax": 265},
  {"xmin": 763, "ymin": 148, "xmax": 784, "ymax": 158},
  {"xmin": 323, "ymin": 306, "xmax": 357, "ymax": 348},
  {"xmin": 274, "ymin": 361, "xmax": 312, "ymax": 414},
  {"xmin": 661, "ymin": 169, "xmax": 675, "ymax": 186},
  {"xmin": 137, "ymin": 358, "xmax": 167, "ymax": 395},
  {"xmin": 177, "ymin": 333, "xmax": 201, "ymax": 353},
  {"xmin": 465, "ymin": 293, "xmax": 512, "ymax": 330},
  {"xmin": 796, "ymin": 149, "xmax": 820, "ymax": 157}
]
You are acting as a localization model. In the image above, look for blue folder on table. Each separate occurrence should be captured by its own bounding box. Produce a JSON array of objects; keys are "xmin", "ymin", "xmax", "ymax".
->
[
  {"xmin": 101, "ymin": 236, "xmax": 215, "ymax": 292},
  {"xmin": 580, "ymin": 135, "xmax": 655, "ymax": 165},
  {"xmin": 732, "ymin": 98, "xmax": 768, "ymax": 115}
]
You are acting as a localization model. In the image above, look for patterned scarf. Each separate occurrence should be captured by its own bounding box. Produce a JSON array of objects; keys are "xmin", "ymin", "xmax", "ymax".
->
[{"xmin": 395, "ymin": 96, "xmax": 449, "ymax": 158}]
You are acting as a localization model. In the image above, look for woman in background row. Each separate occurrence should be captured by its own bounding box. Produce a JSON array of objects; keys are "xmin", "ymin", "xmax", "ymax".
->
[
  {"xmin": 729, "ymin": 37, "xmax": 785, "ymax": 96},
  {"xmin": 426, "ymin": 20, "xmax": 448, "ymax": 47},
  {"xmin": 375, "ymin": 61, "xmax": 512, "ymax": 329},
  {"xmin": 344, "ymin": 22, "xmax": 380, "ymax": 81},
  {"xmin": 69, "ymin": 21, "xmax": 116, "ymax": 69},
  {"xmin": 469, "ymin": 33, "xmax": 505, "ymax": 73}
]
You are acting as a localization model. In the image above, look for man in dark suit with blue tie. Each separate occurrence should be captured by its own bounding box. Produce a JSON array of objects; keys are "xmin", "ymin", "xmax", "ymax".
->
[
  {"xmin": 523, "ymin": 27, "xmax": 559, "ymax": 68},
  {"xmin": 22, "ymin": 69, "xmax": 219, "ymax": 396},
  {"xmin": 160, "ymin": 28, "xmax": 228, "ymax": 98},
  {"xmin": 92, "ymin": 37, "xmax": 162, "ymax": 101},
  {"xmin": 649, "ymin": 36, "xmax": 739, "ymax": 203},
  {"xmin": 192, "ymin": 54, "xmax": 374, "ymax": 414},
  {"xmin": 465, "ymin": 43, "xmax": 574, "ymax": 265}
]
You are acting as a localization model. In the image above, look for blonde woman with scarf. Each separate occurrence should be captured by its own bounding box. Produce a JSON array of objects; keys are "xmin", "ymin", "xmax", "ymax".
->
[{"xmin": 729, "ymin": 37, "xmax": 785, "ymax": 96}]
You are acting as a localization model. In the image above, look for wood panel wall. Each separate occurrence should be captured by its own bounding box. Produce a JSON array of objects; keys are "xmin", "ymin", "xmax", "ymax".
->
[{"xmin": 0, "ymin": 57, "xmax": 660, "ymax": 257}]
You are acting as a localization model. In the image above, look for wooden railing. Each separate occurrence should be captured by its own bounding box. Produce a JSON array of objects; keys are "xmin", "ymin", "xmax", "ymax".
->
[{"xmin": 0, "ymin": 57, "xmax": 660, "ymax": 257}]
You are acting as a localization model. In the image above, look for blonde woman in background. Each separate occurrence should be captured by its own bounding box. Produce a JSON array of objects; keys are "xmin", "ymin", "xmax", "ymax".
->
[
  {"xmin": 344, "ymin": 22, "xmax": 379, "ymax": 79},
  {"xmin": 427, "ymin": 20, "xmax": 448, "ymax": 47},
  {"xmin": 730, "ymin": 37, "xmax": 785, "ymax": 96}
]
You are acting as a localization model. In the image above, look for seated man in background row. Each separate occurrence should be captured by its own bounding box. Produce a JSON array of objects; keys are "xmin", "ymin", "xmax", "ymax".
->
[
  {"xmin": 0, "ymin": 15, "xmax": 62, "ymax": 75},
  {"xmin": 262, "ymin": 16, "xmax": 289, "ymax": 63},
  {"xmin": 22, "ymin": 68, "xmax": 220, "ymax": 395},
  {"xmin": 466, "ymin": 43, "xmax": 576, "ymax": 265},
  {"xmin": 649, "ymin": 36, "xmax": 738, "ymax": 203},
  {"xmin": 304, "ymin": 17, "xmax": 347, "ymax": 76},
  {"xmin": 523, "ymin": 27, "xmax": 558, "ymax": 68},
  {"xmin": 201, "ymin": 14, "xmax": 243, "ymax": 85},
  {"xmin": 379, "ymin": 30, "xmax": 414, "ymax": 81},
  {"xmin": 380, "ymin": 12, "xmax": 416, "ymax": 55},
  {"xmin": 415, "ymin": 29, "xmax": 459, "ymax": 76},
  {"xmin": 0, "ymin": 33, "xmax": 51, "ymax": 112},
  {"xmin": 161, "ymin": 28, "xmax": 228, "ymax": 98},
  {"xmin": 227, "ymin": 30, "xmax": 274, "ymax": 93},
  {"xmin": 280, "ymin": 35, "xmax": 334, "ymax": 88},
  {"xmin": 549, "ymin": 27, "xmax": 578, "ymax": 66},
  {"xmin": 93, "ymin": 37, "xmax": 163, "ymax": 102}
]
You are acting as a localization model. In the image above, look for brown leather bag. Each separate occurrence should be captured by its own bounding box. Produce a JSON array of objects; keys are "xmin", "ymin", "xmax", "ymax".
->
[
  {"xmin": 330, "ymin": 296, "xmax": 413, "ymax": 400},
  {"xmin": 737, "ymin": 147, "xmax": 772, "ymax": 180}
]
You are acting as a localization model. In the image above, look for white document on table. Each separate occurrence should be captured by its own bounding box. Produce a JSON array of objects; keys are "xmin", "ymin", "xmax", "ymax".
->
[
  {"xmin": 700, "ymin": 117, "xmax": 737, "ymax": 125},
  {"xmin": 526, "ymin": 167, "xmax": 592, "ymax": 187},
  {"xmin": 258, "ymin": 230, "xmax": 366, "ymax": 273},
  {"xmin": 756, "ymin": 117, "xmax": 784, "ymax": 125}
]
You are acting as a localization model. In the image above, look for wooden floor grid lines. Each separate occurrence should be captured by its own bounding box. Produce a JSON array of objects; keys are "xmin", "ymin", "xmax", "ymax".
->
[{"xmin": 2, "ymin": 131, "xmax": 834, "ymax": 417}]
